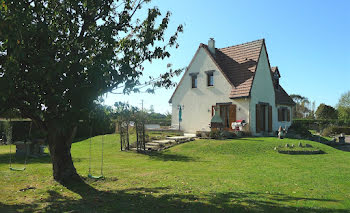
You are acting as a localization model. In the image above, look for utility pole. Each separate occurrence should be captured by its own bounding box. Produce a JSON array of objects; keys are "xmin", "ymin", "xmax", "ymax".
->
[{"xmin": 141, "ymin": 99, "xmax": 144, "ymax": 111}]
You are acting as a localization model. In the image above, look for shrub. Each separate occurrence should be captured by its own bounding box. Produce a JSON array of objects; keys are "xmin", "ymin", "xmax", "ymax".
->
[
  {"xmin": 293, "ymin": 119, "xmax": 350, "ymax": 130},
  {"xmin": 222, "ymin": 131, "xmax": 236, "ymax": 139},
  {"xmin": 209, "ymin": 129, "xmax": 222, "ymax": 139},
  {"xmin": 321, "ymin": 126, "xmax": 350, "ymax": 137},
  {"xmin": 287, "ymin": 122, "xmax": 312, "ymax": 139}
]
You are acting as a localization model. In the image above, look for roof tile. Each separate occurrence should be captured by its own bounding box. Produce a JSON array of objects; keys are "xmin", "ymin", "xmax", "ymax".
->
[{"xmin": 202, "ymin": 39, "xmax": 264, "ymax": 98}]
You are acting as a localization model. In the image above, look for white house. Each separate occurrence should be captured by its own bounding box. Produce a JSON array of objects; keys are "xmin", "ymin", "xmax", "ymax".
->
[{"xmin": 169, "ymin": 38, "xmax": 295, "ymax": 135}]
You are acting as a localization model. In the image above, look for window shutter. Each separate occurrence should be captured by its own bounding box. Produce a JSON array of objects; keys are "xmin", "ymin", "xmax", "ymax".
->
[
  {"xmin": 228, "ymin": 104, "xmax": 236, "ymax": 129},
  {"xmin": 256, "ymin": 104, "xmax": 260, "ymax": 133},
  {"xmin": 278, "ymin": 108, "xmax": 282, "ymax": 121},
  {"xmin": 287, "ymin": 108, "xmax": 291, "ymax": 121},
  {"xmin": 268, "ymin": 105, "xmax": 272, "ymax": 132}
]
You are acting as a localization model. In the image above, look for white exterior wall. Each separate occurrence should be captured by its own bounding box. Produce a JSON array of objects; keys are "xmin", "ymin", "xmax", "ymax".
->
[
  {"xmin": 249, "ymin": 44, "xmax": 277, "ymax": 135},
  {"xmin": 171, "ymin": 47, "xmax": 249, "ymax": 133}
]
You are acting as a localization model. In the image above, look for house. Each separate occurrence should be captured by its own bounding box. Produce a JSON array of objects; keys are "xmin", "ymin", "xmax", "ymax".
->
[{"xmin": 169, "ymin": 38, "xmax": 295, "ymax": 135}]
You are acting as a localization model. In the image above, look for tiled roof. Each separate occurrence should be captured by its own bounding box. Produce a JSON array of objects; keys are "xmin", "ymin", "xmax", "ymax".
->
[
  {"xmin": 202, "ymin": 39, "xmax": 264, "ymax": 98},
  {"xmin": 274, "ymin": 84, "xmax": 295, "ymax": 105},
  {"xmin": 169, "ymin": 39, "xmax": 295, "ymax": 105}
]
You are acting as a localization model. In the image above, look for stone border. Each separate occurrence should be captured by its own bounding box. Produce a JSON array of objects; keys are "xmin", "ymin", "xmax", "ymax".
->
[{"xmin": 277, "ymin": 149, "xmax": 324, "ymax": 155}]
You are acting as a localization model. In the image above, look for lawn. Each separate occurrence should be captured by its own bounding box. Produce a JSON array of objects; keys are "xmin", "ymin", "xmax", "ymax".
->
[{"xmin": 0, "ymin": 135, "xmax": 350, "ymax": 212}]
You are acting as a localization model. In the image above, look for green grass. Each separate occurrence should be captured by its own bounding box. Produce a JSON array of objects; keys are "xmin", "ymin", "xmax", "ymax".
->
[
  {"xmin": 309, "ymin": 129, "xmax": 333, "ymax": 141},
  {"xmin": 1, "ymin": 135, "xmax": 350, "ymax": 212}
]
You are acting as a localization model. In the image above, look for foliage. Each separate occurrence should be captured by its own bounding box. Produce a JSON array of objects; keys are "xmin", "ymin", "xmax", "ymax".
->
[
  {"xmin": 1, "ymin": 136, "xmax": 350, "ymax": 212},
  {"xmin": 221, "ymin": 130, "xmax": 236, "ymax": 139},
  {"xmin": 209, "ymin": 130, "xmax": 237, "ymax": 139},
  {"xmin": 315, "ymin": 103, "xmax": 337, "ymax": 119},
  {"xmin": 287, "ymin": 122, "xmax": 312, "ymax": 139},
  {"xmin": 293, "ymin": 119, "xmax": 350, "ymax": 130},
  {"xmin": 209, "ymin": 129, "xmax": 222, "ymax": 139},
  {"xmin": 290, "ymin": 94, "xmax": 314, "ymax": 119},
  {"xmin": 0, "ymin": 0, "xmax": 183, "ymax": 181},
  {"xmin": 75, "ymin": 103, "xmax": 115, "ymax": 141},
  {"xmin": 336, "ymin": 91, "xmax": 350, "ymax": 120},
  {"xmin": 321, "ymin": 126, "xmax": 350, "ymax": 137}
]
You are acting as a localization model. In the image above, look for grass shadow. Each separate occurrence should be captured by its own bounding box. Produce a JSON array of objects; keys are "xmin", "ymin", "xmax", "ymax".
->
[
  {"xmin": 0, "ymin": 152, "xmax": 82, "ymax": 165},
  {"xmin": 0, "ymin": 180, "xmax": 347, "ymax": 213},
  {"xmin": 138, "ymin": 151, "xmax": 197, "ymax": 162},
  {"xmin": 235, "ymin": 137, "xmax": 265, "ymax": 142}
]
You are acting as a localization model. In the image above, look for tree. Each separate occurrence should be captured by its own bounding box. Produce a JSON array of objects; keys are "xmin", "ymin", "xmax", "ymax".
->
[
  {"xmin": 290, "ymin": 94, "xmax": 311, "ymax": 118},
  {"xmin": 0, "ymin": 0, "xmax": 183, "ymax": 182},
  {"xmin": 337, "ymin": 91, "xmax": 350, "ymax": 120},
  {"xmin": 149, "ymin": 105, "xmax": 155, "ymax": 113},
  {"xmin": 315, "ymin": 103, "xmax": 337, "ymax": 119}
]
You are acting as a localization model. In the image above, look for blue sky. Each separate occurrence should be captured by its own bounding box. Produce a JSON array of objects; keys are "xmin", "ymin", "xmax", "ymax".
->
[{"xmin": 104, "ymin": 0, "xmax": 350, "ymax": 113}]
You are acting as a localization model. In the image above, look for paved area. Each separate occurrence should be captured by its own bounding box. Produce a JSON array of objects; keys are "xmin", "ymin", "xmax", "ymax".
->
[{"xmin": 138, "ymin": 136, "xmax": 196, "ymax": 151}]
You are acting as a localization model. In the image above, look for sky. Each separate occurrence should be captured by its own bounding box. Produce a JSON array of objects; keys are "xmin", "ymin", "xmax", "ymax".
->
[{"xmin": 104, "ymin": 0, "xmax": 350, "ymax": 113}]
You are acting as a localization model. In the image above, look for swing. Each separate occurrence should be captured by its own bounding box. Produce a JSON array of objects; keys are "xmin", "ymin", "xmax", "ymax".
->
[
  {"xmin": 8, "ymin": 120, "xmax": 30, "ymax": 171},
  {"xmin": 88, "ymin": 126, "xmax": 104, "ymax": 180}
]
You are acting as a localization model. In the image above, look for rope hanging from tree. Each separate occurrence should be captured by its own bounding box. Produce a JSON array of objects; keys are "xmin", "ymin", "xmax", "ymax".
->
[
  {"xmin": 88, "ymin": 124, "xmax": 104, "ymax": 180},
  {"xmin": 8, "ymin": 119, "xmax": 30, "ymax": 171}
]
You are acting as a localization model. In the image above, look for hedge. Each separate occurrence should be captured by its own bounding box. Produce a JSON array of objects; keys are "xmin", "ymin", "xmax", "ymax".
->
[
  {"xmin": 322, "ymin": 126, "xmax": 350, "ymax": 137},
  {"xmin": 147, "ymin": 118, "xmax": 171, "ymax": 126},
  {"xmin": 293, "ymin": 119, "xmax": 350, "ymax": 127}
]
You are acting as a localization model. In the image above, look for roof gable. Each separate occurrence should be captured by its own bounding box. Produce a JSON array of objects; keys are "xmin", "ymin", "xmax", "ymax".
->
[
  {"xmin": 209, "ymin": 39, "xmax": 264, "ymax": 98},
  {"xmin": 169, "ymin": 39, "xmax": 268, "ymax": 102},
  {"xmin": 271, "ymin": 66, "xmax": 281, "ymax": 78},
  {"xmin": 168, "ymin": 45, "xmax": 231, "ymax": 103}
]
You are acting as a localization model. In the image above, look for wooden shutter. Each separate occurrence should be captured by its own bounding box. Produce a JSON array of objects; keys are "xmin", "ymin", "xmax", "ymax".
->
[
  {"xmin": 287, "ymin": 108, "xmax": 290, "ymax": 121},
  {"xmin": 278, "ymin": 108, "xmax": 282, "ymax": 121},
  {"xmin": 256, "ymin": 104, "xmax": 260, "ymax": 133},
  {"xmin": 228, "ymin": 104, "xmax": 236, "ymax": 129},
  {"xmin": 268, "ymin": 105, "xmax": 272, "ymax": 132}
]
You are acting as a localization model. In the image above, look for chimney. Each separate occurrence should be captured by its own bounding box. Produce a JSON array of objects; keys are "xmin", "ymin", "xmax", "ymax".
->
[{"xmin": 208, "ymin": 38, "xmax": 215, "ymax": 55}]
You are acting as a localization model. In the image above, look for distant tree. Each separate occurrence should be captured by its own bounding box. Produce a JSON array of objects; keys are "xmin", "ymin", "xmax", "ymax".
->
[
  {"xmin": 337, "ymin": 91, "xmax": 350, "ymax": 120},
  {"xmin": 315, "ymin": 104, "xmax": 337, "ymax": 119},
  {"xmin": 149, "ymin": 105, "xmax": 155, "ymax": 113},
  {"xmin": 290, "ymin": 94, "xmax": 311, "ymax": 118},
  {"xmin": 165, "ymin": 111, "xmax": 171, "ymax": 120},
  {"xmin": 0, "ymin": 0, "xmax": 183, "ymax": 183}
]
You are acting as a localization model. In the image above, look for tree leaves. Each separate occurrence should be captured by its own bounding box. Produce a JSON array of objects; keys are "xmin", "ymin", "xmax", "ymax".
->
[{"xmin": 0, "ymin": 0, "xmax": 183, "ymax": 129}]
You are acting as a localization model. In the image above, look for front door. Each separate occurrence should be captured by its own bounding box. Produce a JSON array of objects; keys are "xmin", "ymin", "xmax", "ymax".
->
[
  {"xmin": 212, "ymin": 103, "xmax": 236, "ymax": 130},
  {"xmin": 256, "ymin": 103, "xmax": 272, "ymax": 133}
]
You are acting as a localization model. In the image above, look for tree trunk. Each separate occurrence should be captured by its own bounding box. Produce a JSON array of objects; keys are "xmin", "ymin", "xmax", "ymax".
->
[{"xmin": 47, "ymin": 125, "xmax": 80, "ymax": 183}]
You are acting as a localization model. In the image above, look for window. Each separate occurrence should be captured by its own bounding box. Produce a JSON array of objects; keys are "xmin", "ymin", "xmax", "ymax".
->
[
  {"xmin": 278, "ymin": 107, "xmax": 290, "ymax": 122},
  {"xmin": 191, "ymin": 75, "xmax": 197, "ymax": 88},
  {"xmin": 207, "ymin": 72, "xmax": 214, "ymax": 86}
]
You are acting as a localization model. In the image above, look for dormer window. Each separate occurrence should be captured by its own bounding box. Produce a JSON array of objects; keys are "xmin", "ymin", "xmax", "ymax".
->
[
  {"xmin": 189, "ymin": 72, "xmax": 198, "ymax": 88},
  {"xmin": 273, "ymin": 72, "xmax": 280, "ymax": 89},
  {"xmin": 205, "ymin": 70, "xmax": 215, "ymax": 87}
]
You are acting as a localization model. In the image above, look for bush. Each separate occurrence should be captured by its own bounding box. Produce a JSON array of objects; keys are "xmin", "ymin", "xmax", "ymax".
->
[
  {"xmin": 287, "ymin": 122, "xmax": 312, "ymax": 139},
  {"xmin": 293, "ymin": 119, "xmax": 350, "ymax": 130},
  {"xmin": 222, "ymin": 131, "xmax": 236, "ymax": 139},
  {"xmin": 209, "ymin": 130, "xmax": 238, "ymax": 139},
  {"xmin": 209, "ymin": 129, "xmax": 223, "ymax": 139},
  {"xmin": 321, "ymin": 126, "xmax": 350, "ymax": 137},
  {"xmin": 0, "ymin": 121, "xmax": 45, "ymax": 142}
]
